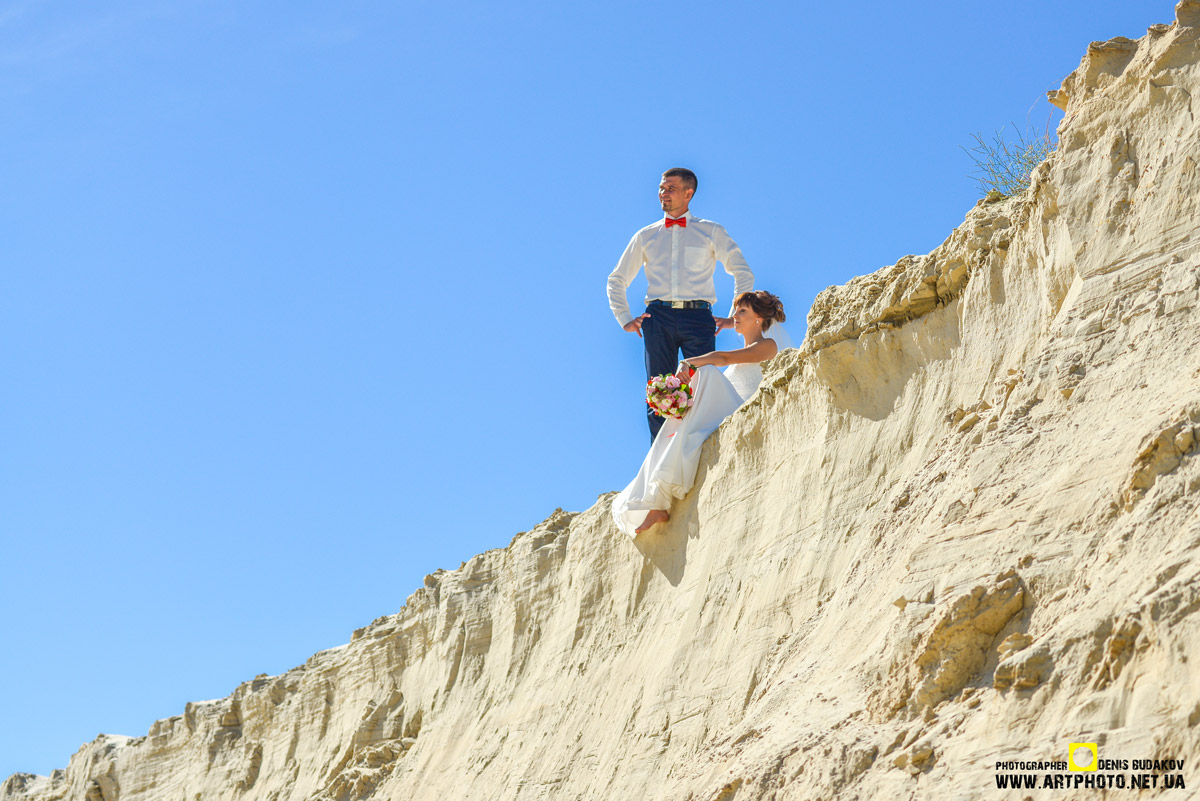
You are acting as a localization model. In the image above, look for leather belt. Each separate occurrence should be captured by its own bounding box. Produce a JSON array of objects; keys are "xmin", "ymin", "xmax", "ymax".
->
[{"xmin": 648, "ymin": 299, "xmax": 712, "ymax": 310}]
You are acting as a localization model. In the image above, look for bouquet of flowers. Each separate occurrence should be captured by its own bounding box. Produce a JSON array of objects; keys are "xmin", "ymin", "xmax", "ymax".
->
[{"xmin": 646, "ymin": 373, "xmax": 694, "ymax": 420}]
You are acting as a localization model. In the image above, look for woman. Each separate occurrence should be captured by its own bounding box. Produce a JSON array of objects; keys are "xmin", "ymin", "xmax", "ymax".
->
[{"xmin": 613, "ymin": 291, "xmax": 790, "ymax": 536}]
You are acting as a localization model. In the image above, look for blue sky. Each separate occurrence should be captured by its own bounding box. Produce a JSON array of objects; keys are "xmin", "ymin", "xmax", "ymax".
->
[{"xmin": 1, "ymin": 0, "xmax": 1167, "ymax": 780}]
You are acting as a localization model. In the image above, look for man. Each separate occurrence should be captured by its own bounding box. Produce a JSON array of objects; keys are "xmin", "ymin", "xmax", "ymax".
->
[{"xmin": 607, "ymin": 167, "xmax": 754, "ymax": 440}]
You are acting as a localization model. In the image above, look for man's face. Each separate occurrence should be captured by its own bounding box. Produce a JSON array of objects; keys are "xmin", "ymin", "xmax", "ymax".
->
[{"xmin": 659, "ymin": 176, "xmax": 694, "ymax": 217}]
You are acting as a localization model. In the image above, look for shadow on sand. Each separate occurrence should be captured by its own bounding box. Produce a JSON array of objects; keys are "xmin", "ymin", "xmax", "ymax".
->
[{"xmin": 626, "ymin": 445, "xmax": 714, "ymax": 587}]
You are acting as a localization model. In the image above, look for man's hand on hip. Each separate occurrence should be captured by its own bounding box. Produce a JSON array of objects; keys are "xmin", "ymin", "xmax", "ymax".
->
[
  {"xmin": 623, "ymin": 313, "xmax": 651, "ymax": 338},
  {"xmin": 714, "ymin": 316, "xmax": 734, "ymax": 334}
]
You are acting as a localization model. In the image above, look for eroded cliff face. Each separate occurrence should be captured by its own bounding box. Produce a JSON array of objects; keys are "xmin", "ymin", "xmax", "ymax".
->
[{"xmin": 6, "ymin": 7, "xmax": 1200, "ymax": 801}]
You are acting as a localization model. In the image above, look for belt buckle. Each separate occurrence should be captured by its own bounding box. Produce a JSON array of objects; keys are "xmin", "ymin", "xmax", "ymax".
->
[{"xmin": 671, "ymin": 300, "xmax": 687, "ymax": 309}]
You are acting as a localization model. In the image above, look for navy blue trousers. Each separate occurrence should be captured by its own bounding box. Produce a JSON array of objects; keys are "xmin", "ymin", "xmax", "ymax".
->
[{"xmin": 642, "ymin": 305, "xmax": 716, "ymax": 440}]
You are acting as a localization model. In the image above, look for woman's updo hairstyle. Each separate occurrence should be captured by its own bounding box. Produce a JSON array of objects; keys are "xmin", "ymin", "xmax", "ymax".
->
[{"xmin": 733, "ymin": 290, "xmax": 786, "ymax": 330}]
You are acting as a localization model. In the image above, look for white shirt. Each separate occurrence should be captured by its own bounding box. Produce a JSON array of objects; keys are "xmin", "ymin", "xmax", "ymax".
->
[{"xmin": 606, "ymin": 210, "xmax": 755, "ymax": 327}]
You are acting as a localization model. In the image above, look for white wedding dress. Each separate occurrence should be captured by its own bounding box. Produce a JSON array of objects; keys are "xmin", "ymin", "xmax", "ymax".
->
[{"xmin": 612, "ymin": 325, "xmax": 793, "ymax": 537}]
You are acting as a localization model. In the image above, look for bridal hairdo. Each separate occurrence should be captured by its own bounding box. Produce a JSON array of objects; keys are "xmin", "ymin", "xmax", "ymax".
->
[{"xmin": 733, "ymin": 291, "xmax": 786, "ymax": 330}]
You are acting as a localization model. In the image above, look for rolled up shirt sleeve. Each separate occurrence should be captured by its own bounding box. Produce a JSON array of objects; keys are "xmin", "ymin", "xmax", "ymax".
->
[
  {"xmin": 714, "ymin": 225, "xmax": 754, "ymax": 316},
  {"xmin": 607, "ymin": 231, "xmax": 644, "ymax": 327}
]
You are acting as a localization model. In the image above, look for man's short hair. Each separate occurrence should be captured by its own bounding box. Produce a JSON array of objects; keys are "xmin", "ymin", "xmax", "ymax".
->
[{"xmin": 662, "ymin": 167, "xmax": 698, "ymax": 193}]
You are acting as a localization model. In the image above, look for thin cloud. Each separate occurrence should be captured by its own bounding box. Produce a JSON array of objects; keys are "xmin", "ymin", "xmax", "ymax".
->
[
  {"xmin": 0, "ymin": 1, "xmax": 180, "ymax": 69},
  {"xmin": 282, "ymin": 24, "xmax": 359, "ymax": 50},
  {"xmin": 0, "ymin": 0, "xmax": 46, "ymax": 29},
  {"xmin": 0, "ymin": 16, "xmax": 115, "ymax": 67}
]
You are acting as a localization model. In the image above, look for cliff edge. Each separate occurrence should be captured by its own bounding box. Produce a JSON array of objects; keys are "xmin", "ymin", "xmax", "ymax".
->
[{"xmin": 6, "ymin": 6, "xmax": 1200, "ymax": 800}]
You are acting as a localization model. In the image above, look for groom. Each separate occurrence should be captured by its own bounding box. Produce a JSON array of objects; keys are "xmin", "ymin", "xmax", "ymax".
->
[{"xmin": 607, "ymin": 167, "xmax": 754, "ymax": 440}]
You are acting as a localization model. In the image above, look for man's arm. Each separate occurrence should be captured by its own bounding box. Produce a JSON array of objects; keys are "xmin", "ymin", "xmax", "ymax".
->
[
  {"xmin": 713, "ymin": 224, "xmax": 754, "ymax": 331},
  {"xmin": 715, "ymin": 225, "xmax": 755, "ymax": 313},
  {"xmin": 607, "ymin": 231, "xmax": 645, "ymax": 329}
]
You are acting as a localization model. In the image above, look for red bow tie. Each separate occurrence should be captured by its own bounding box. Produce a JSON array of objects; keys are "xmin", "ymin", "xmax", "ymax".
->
[{"xmin": 665, "ymin": 217, "xmax": 687, "ymax": 228}]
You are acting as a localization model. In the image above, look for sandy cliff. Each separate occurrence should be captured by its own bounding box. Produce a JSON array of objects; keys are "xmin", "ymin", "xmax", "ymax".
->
[{"xmin": 6, "ymin": 6, "xmax": 1200, "ymax": 800}]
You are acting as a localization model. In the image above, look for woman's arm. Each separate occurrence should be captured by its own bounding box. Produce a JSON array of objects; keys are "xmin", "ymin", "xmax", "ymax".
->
[{"xmin": 676, "ymin": 338, "xmax": 778, "ymax": 379}]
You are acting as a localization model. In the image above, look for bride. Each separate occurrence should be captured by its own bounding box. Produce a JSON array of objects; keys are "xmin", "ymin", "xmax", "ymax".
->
[{"xmin": 613, "ymin": 290, "xmax": 790, "ymax": 536}]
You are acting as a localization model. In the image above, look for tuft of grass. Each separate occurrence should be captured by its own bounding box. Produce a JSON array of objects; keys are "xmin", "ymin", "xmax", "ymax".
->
[{"xmin": 963, "ymin": 121, "xmax": 1056, "ymax": 199}]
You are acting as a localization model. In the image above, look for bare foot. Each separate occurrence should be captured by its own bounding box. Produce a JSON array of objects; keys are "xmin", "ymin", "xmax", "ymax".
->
[{"xmin": 635, "ymin": 510, "xmax": 670, "ymax": 533}]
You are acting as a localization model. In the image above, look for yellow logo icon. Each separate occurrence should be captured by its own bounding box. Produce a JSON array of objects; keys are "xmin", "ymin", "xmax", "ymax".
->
[{"xmin": 1069, "ymin": 743, "xmax": 1098, "ymax": 772}]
